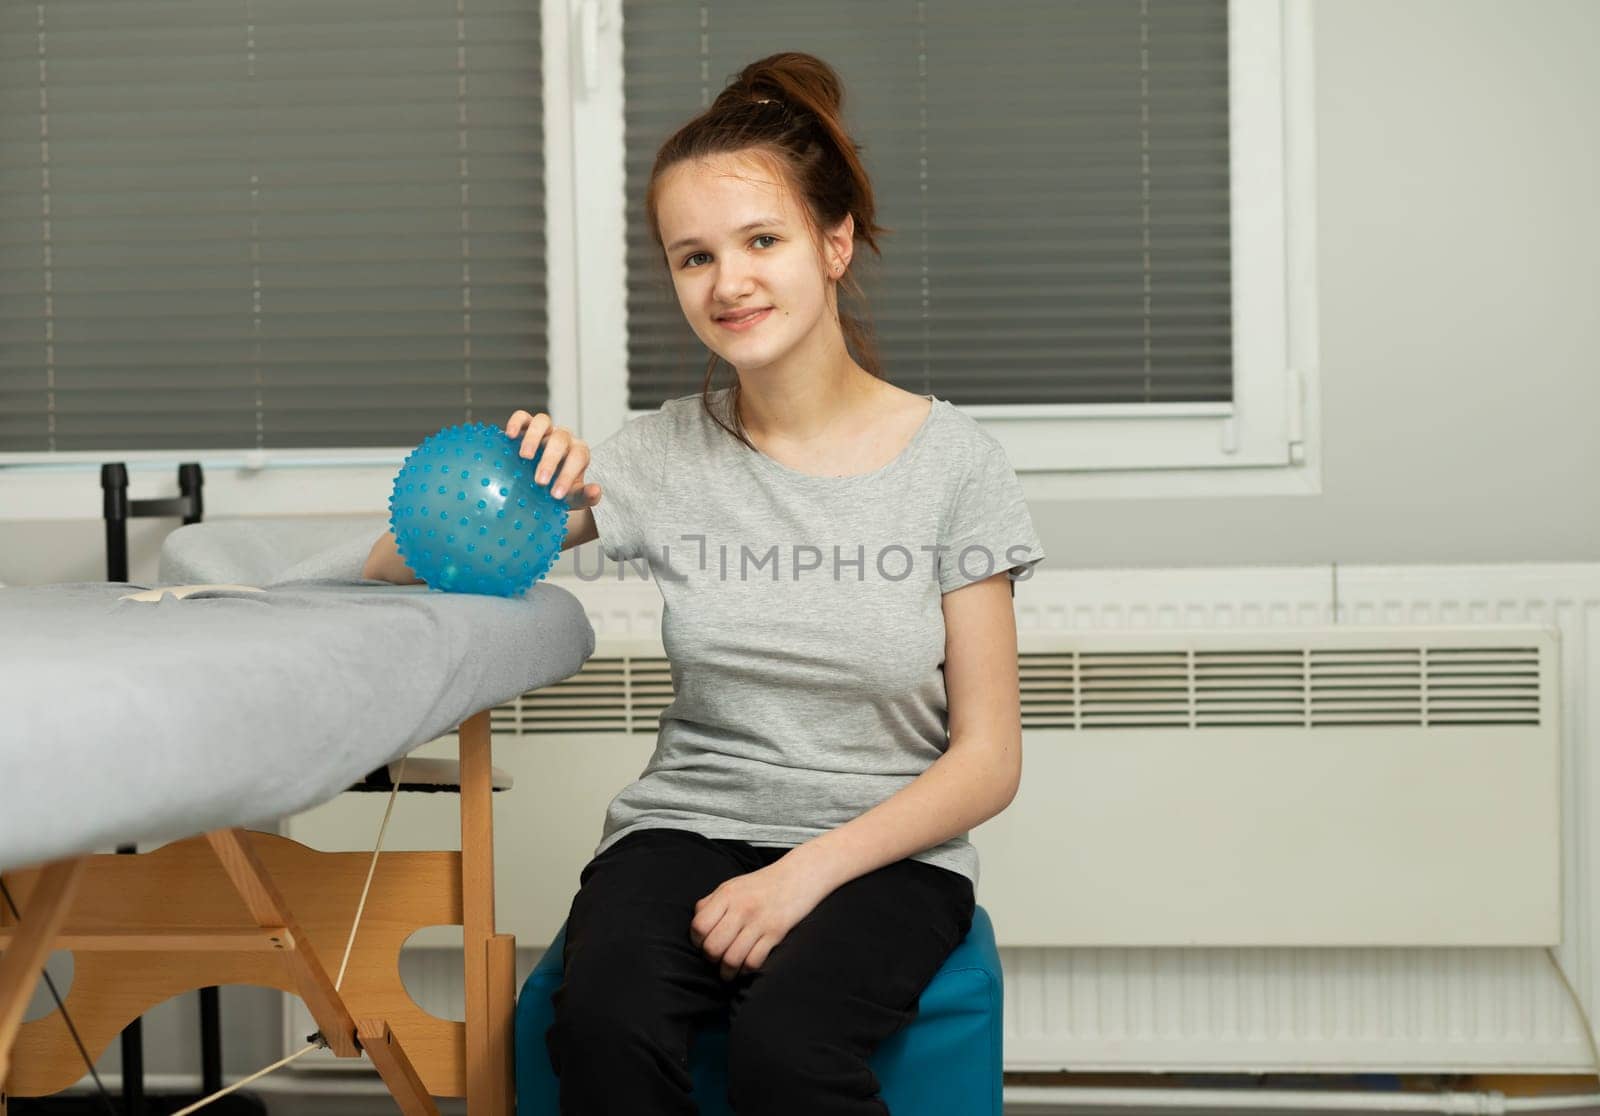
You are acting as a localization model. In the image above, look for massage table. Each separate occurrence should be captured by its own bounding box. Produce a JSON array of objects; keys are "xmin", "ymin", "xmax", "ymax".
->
[{"xmin": 0, "ymin": 521, "xmax": 596, "ymax": 1115}]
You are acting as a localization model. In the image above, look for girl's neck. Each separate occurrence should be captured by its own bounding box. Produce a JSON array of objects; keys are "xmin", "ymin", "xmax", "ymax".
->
[{"xmin": 735, "ymin": 360, "xmax": 882, "ymax": 446}]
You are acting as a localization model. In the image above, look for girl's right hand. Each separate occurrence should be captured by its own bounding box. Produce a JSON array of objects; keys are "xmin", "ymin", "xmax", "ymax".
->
[{"xmin": 504, "ymin": 410, "xmax": 603, "ymax": 510}]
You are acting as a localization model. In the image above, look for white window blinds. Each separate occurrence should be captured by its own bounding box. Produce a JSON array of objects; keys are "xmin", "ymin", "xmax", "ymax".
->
[
  {"xmin": 621, "ymin": 0, "xmax": 1231, "ymax": 410},
  {"xmin": 0, "ymin": 0, "xmax": 545, "ymax": 453}
]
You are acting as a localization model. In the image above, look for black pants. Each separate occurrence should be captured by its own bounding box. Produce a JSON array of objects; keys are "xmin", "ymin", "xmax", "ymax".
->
[{"xmin": 543, "ymin": 827, "xmax": 975, "ymax": 1115}]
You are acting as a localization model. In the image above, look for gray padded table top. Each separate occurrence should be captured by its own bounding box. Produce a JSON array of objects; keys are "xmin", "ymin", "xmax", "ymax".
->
[{"xmin": 0, "ymin": 580, "xmax": 595, "ymax": 871}]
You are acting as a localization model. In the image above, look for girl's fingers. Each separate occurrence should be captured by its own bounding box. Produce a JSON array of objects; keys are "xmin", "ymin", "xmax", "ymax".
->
[
  {"xmin": 518, "ymin": 415, "xmax": 552, "ymax": 459},
  {"xmin": 535, "ymin": 433, "xmax": 569, "ymax": 484},
  {"xmin": 745, "ymin": 939, "xmax": 772, "ymax": 972},
  {"xmin": 502, "ymin": 412, "xmax": 590, "ymax": 499},
  {"xmin": 551, "ymin": 447, "xmax": 591, "ymax": 499},
  {"xmin": 562, "ymin": 482, "xmax": 601, "ymax": 510},
  {"xmin": 722, "ymin": 927, "xmax": 761, "ymax": 977},
  {"xmin": 506, "ymin": 409, "xmax": 548, "ymax": 440}
]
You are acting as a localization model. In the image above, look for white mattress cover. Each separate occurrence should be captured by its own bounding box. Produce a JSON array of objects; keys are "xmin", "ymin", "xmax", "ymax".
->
[{"xmin": 0, "ymin": 580, "xmax": 594, "ymax": 871}]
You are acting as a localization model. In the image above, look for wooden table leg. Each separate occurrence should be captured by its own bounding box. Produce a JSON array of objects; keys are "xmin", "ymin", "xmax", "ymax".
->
[
  {"xmin": 459, "ymin": 710, "xmax": 503, "ymax": 1114},
  {"xmin": 0, "ymin": 858, "xmax": 87, "ymax": 1087},
  {"xmin": 487, "ymin": 933, "xmax": 516, "ymax": 1115},
  {"xmin": 358, "ymin": 1019, "xmax": 440, "ymax": 1116},
  {"xmin": 205, "ymin": 829, "xmax": 360, "ymax": 1058}
]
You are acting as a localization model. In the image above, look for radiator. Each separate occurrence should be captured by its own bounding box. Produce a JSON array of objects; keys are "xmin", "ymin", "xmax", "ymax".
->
[{"xmin": 284, "ymin": 563, "xmax": 1600, "ymax": 1074}]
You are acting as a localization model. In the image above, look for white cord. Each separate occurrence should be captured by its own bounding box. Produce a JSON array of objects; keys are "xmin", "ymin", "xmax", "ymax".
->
[
  {"xmin": 336, "ymin": 755, "xmax": 408, "ymax": 990},
  {"xmin": 167, "ymin": 1043, "xmax": 321, "ymax": 1116}
]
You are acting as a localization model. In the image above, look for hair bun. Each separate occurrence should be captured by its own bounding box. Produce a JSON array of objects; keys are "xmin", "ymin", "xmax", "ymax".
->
[{"xmin": 736, "ymin": 51, "xmax": 845, "ymax": 117}]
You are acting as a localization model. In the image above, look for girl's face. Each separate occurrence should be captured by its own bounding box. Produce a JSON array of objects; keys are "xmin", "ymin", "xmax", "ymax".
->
[{"xmin": 656, "ymin": 151, "xmax": 852, "ymax": 376}]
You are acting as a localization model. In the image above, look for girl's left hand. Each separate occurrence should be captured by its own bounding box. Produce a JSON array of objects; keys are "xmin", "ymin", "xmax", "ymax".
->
[{"xmin": 690, "ymin": 857, "xmax": 833, "ymax": 981}]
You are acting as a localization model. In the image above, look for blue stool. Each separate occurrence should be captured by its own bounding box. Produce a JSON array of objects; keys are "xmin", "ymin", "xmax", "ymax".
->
[{"xmin": 514, "ymin": 905, "xmax": 1004, "ymax": 1114}]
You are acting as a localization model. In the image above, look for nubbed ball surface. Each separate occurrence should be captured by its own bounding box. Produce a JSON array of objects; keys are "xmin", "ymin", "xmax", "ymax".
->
[{"xmin": 387, "ymin": 421, "xmax": 570, "ymax": 598}]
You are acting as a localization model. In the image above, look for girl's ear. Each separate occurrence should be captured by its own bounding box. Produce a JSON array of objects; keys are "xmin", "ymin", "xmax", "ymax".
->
[{"xmin": 824, "ymin": 213, "xmax": 855, "ymax": 274}]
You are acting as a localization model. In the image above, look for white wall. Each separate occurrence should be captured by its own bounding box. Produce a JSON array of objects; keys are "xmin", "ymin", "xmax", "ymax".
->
[
  {"xmin": 8, "ymin": 0, "xmax": 1598, "ymax": 1097},
  {"xmin": 1072, "ymin": 0, "xmax": 1599, "ymax": 566}
]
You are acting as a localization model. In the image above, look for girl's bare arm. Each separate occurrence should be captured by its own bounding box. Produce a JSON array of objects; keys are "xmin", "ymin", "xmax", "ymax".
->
[{"xmin": 361, "ymin": 529, "xmax": 421, "ymax": 583}]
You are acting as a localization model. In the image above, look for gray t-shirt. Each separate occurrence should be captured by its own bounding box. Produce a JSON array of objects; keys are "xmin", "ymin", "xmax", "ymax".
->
[{"xmin": 584, "ymin": 387, "xmax": 1044, "ymax": 886}]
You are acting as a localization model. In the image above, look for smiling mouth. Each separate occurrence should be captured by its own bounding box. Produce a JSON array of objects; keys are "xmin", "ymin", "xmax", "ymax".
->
[{"xmin": 716, "ymin": 308, "xmax": 773, "ymax": 329}]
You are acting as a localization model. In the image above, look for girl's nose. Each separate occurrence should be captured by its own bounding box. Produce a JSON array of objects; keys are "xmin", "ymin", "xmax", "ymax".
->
[{"xmin": 711, "ymin": 259, "xmax": 756, "ymax": 303}]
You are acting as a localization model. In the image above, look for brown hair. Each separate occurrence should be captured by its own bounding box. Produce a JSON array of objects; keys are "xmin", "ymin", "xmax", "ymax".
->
[{"xmin": 644, "ymin": 52, "xmax": 888, "ymax": 450}]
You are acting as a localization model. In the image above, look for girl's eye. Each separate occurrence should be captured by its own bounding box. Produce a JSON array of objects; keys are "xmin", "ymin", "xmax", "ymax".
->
[{"xmin": 680, "ymin": 235, "xmax": 775, "ymax": 269}]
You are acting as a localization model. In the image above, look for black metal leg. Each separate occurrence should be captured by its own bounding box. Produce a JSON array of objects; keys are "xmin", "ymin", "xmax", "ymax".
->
[
  {"xmin": 199, "ymin": 988, "xmax": 222, "ymax": 1096},
  {"xmin": 99, "ymin": 465, "xmax": 206, "ymax": 1116},
  {"xmin": 178, "ymin": 464, "xmax": 204, "ymax": 527},
  {"xmin": 117, "ymin": 1023, "xmax": 143, "ymax": 1116},
  {"xmin": 101, "ymin": 465, "xmax": 129, "ymax": 584},
  {"xmin": 115, "ymin": 841, "xmax": 143, "ymax": 1116}
]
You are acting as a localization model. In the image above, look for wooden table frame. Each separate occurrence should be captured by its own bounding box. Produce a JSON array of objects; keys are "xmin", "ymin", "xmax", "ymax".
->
[{"xmin": 0, "ymin": 710, "xmax": 512, "ymax": 1116}]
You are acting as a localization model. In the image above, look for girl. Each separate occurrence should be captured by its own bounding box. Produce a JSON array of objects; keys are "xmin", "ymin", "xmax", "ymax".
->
[{"xmin": 366, "ymin": 51, "xmax": 1042, "ymax": 1115}]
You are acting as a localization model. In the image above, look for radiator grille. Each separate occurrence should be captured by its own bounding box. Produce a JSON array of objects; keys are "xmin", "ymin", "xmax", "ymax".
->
[
  {"xmin": 489, "ymin": 642, "xmax": 1543, "ymax": 735},
  {"xmin": 490, "ymin": 654, "xmax": 672, "ymax": 735}
]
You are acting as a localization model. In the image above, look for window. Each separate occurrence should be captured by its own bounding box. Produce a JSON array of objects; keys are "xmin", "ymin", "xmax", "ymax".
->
[
  {"xmin": 567, "ymin": 0, "xmax": 1312, "ymax": 484},
  {"xmin": 0, "ymin": 0, "xmax": 546, "ymax": 457}
]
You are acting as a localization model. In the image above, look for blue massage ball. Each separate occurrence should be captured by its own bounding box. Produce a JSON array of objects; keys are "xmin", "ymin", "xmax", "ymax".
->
[{"xmin": 388, "ymin": 421, "xmax": 570, "ymax": 597}]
